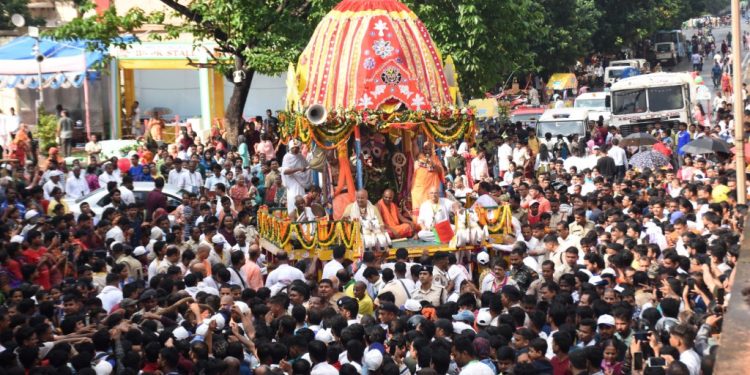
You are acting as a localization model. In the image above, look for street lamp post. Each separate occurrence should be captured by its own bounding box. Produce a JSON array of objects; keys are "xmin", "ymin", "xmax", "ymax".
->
[
  {"xmin": 28, "ymin": 26, "xmax": 44, "ymax": 122},
  {"xmin": 732, "ymin": 0, "xmax": 747, "ymax": 204}
]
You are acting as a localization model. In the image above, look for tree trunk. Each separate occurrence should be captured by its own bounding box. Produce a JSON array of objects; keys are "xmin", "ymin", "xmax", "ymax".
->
[{"xmin": 224, "ymin": 68, "xmax": 255, "ymax": 147}]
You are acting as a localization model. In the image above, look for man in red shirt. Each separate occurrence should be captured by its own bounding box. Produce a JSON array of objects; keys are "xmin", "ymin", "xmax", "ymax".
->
[
  {"xmin": 145, "ymin": 177, "xmax": 168, "ymax": 221},
  {"xmin": 550, "ymin": 331, "xmax": 573, "ymax": 375},
  {"xmin": 522, "ymin": 185, "xmax": 551, "ymax": 214}
]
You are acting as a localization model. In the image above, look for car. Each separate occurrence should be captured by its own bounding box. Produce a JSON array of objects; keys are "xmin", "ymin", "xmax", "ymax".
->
[
  {"xmin": 536, "ymin": 108, "xmax": 590, "ymax": 139},
  {"xmin": 64, "ymin": 181, "xmax": 185, "ymax": 220},
  {"xmin": 510, "ymin": 107, "xmax": 546, "ymax": 127},
  {"xmin": 574, "ymin": 92, "xmax": 611, "ymax": 125}
]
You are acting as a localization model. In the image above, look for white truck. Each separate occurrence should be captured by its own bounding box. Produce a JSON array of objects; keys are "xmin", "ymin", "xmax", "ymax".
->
[
  {"xmin": 536, "ymin": 108, "xmax": 590, "ymax": 139},
  {"xmin": 607, "ymin": 72, "xmax": 696, "ymax": 135},
  {"xmin": 654, "ymin": 42, "xmax": 678, "ymax": 66},
  {"xmin": 609, "ymin": 59, "xmax": 649, "ymax": 70},
  {"xmin": 574, "ymin": 92, "xmax": 611, "ymax": 125}
]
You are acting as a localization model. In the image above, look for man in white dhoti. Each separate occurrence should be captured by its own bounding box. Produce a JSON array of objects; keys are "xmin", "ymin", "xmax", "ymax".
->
[
  {"xmin": 343, "ymin": 190, "xmax": 391, "ymax": 251},
  {"xmin": 417, "ymin": 188, "xmax": 458, "ymax": 242},
  {"xmin": 280, "ymin": 139, "xmax": 311, "ymax": 214}
]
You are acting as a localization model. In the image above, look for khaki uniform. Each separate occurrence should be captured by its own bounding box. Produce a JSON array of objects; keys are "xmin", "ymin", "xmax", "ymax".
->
[
  {"xmin": 568, "ymin": 221, "xmax": 594, "ymax": 238},
  {"xmin": 412, "ymin": 284, "xmax": 446, "ymax": 306}
]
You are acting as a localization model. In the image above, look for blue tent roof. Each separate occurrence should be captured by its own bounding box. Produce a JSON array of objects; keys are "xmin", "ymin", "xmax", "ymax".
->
[{"xmin": 0, "ymin": 35, "xmax": 134, "ymax": 89}]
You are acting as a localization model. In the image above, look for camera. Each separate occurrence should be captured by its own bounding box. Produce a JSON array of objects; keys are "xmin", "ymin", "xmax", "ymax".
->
[{"xmin": 646, "ymin": 357, "xmax": 666, "ymax": 368}]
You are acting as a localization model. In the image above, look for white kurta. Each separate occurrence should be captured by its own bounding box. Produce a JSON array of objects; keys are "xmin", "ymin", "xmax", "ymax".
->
[
  {"xmin": 417, "ymin": 198, "xmax": 455, "ymax": 242},
  {"xmin": 280, "ymin": 152, "xmax": 311, "ymax": 214},
  {"xmin": 344, "ymin": 202, "xmax": 391, "ymax": 249}
]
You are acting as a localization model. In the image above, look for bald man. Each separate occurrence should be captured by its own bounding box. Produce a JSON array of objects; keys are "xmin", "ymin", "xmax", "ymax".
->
[
  {"xmin": 417, "ymin": 188, "xmax": 458, "ymax": 242},
  {"xmin": 342, "ymin": 190, "xmax": 391, "ymax": 250},
  {"xmin": 376, "ymin": 188, "xmax": 417, "ymax": 239}
]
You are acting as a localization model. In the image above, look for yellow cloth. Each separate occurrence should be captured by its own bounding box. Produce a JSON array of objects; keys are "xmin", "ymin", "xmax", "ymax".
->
[
  {"xmin": 712, "ymin": 184, "xmax": 730, "ymax": 203},
  {"xmin": 343, "ymin": 283, "xmax": 374, "ymax": 316},
  {"xmin": 47, "ymin": 200, "xmax": 69, "ymax": 216}
]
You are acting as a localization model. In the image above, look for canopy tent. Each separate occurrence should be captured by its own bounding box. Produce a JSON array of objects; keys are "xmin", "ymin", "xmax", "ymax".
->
[{"xmin": 0, "ymin": 36, "xmax": 133, "ymax": 139}]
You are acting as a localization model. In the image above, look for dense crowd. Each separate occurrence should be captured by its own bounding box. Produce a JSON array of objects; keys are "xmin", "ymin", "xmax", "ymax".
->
[{"xmin": 0, "ymin": 106, "xmax": 742, "ymax": 375}]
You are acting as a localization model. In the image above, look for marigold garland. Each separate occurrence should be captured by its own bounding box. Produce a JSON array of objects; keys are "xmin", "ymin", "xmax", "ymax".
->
[
  {"xmin": 475, "ymin": 205, "xmax": 513, "ymax": 235},
  {"xmin": 257, "ymin": 207, "xmax": 362, "ymax": 251},
  {"xmin": 279, "ymin": 107, "xmax": 475, "ymax": 148}
]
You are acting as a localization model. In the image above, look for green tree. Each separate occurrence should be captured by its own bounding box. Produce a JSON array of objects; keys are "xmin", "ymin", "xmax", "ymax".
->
[
  {"xmin": 406, "ymin": 0, "xmax": 543, "ymax": 97},
  {"xmin": 0, "ymin": 0, "xmax": 45, "ymax": 30},
  {"xmin": 531, "ymin": 0, "xmax": 601, "ymax": 74},
  {"xmin": 50, "ymin": 0, "xmax": 337, "ymax": 144}
]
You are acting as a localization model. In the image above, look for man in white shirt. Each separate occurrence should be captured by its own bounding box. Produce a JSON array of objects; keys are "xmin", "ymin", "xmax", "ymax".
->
[
  {"xmin": 322, "ymin": 246, "xmax": 346, "ymax": 281},
  {"xmin": 168, "ymin": 159, "xmax": 191, "ymax": 191},
  {"xmin": 119, "ymin": 175, "xmax": 136, "ymax": 205},
  {"xmin": 65, "ymin": 166, "xmax": 90, "ymax": 199},
  {"xmin": 417, "ymin": 188, "xmax": 458, "ymax": 242},
  {"xmin": 470, "ymin": 150, "xmax": 489, "ymax": 182},
  {"xmin": 204, "ymin": 165, "xmax": 229, "ymax": 192},
  {"xmin": 186, "ymin": 161, "xmax": 204, "ymax": 195},
  {"xmin": 668, "ymin": 323, "xmax": 701, "ymax": 375},
  {"xmin": 607, "ymin": 138, "xmax": 628, "ymax": 179},
  {"xmin": 497, "ymin": 138, "xmax": 513, "ymax": 177},
  {"xmin": 96, "ymin": 273, "xmax": 123, "ymax": 314},
  {"xmin": 43, "ymin": 170, "xmax": 65, "ymax": 200},
  {"xmin": 98, "ymin": 162, "xmax": 121, "ymax": 187},
  {"xmin": 265, "ymin": 251, "xmax": 305, "ymax": 295}
]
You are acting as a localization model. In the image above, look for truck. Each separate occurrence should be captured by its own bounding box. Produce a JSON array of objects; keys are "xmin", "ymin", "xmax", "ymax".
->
[
  {"xmin": 536, "ymin": 108, "xmax": 590, "ymax": 139},
  {"xmin": 654, "ymin": 42, "xmax": 678, "ymax": 66},
  {"xmin": 609, "ymin": 59, "xmax": 650, "ymax": 71},
  {"xmin": 604, "ymin": 66, "xmax": 640, "ymax": 86},
  {"xmin": 653, "ymin": 30, "xmax": 688, "ymax": 60},
  {"xmin": 574, "ymin": 92, "xmax": 611, "ymax": 124},
  {"xmin": 607, "ymin": 72, "xmax": 696, "ymax": 135}
]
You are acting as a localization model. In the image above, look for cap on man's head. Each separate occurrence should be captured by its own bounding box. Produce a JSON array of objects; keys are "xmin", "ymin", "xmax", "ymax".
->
[
  {"xmin": 404, "ymin": 299, "xmax": 422, "ymax": 313},
  {"xmin": 132, "ymin": 246, "xmax": 148, "ymax": 257},
  {"xmin": 452, "ymin": 310, "xmax": 475, "ymax": 323},
  {"xmin": 24, "ymin": 209, "xmax": 41, "ymax": 221},
  {"xmin": 477, "ymin": 251, "xmax": 490, "ymax": 265},
  {"xmin": 597, "ymin": 314, "xmax": 615, "ymax": 327},
  {"xmin": 419, "ymin": 265, "xmax": 434, "ymax": 274},
  {"xmin": 211, "ymin": 234, "xmax": 225, "ymax": 245},
  {"xmin": 139, "ymin": 289, "xmax": 157, "ymax": 301}
]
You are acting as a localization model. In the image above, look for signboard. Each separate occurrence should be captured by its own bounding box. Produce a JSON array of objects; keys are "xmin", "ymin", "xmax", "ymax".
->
[
  {"xmin": 468, "ymin": 98, "xmax": 499, "ymax": 119},
  {"xmin": 111, "ymin": 43, "xmax": 211, "ymax": 59}
]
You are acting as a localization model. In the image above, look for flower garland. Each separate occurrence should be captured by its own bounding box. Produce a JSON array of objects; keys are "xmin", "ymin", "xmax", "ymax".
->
[
  {"xmin": 475, "ymin": 204, "xmax": 513, "ymax": 235},
  {"xmin": 257, "ymin": 207, "xmax": 362, "ymax": 251},
  {"xmin": 279, "ymin": 107, "xmax": 475, "ymax": 148}
]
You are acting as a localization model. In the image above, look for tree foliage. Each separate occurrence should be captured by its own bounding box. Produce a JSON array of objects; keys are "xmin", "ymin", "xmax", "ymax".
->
[{"xmin": 0, "ymin": 0, "xmax": 45, "ymax": 30}]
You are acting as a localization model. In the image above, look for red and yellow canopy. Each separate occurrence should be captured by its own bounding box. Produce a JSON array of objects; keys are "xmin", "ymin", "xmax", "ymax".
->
[{"xmin": 296, "ymin": 0, "xmax": 454, "ymax": 111}]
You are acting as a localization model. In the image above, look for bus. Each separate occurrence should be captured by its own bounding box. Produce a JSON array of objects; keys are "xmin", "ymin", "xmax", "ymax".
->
[
  {"xmin": 653, "ymin": 30, "xmax": 687, "ymax": 61},
  {"xmin": 608, "ymin": 73, "xmax": 695, "ymax": 135}
]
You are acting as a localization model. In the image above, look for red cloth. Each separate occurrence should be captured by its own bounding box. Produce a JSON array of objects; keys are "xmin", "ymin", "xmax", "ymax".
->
[
  {"xmin": 551, "ymin": 355, "xmax": 573, "ymax": 375},
  {"xmin": 653, "ymin": 141, "xmax": 672, "ymax": 157},
  {"xmin": 21, "ymin": 247, "xmax": 51, "ymax": 290}
]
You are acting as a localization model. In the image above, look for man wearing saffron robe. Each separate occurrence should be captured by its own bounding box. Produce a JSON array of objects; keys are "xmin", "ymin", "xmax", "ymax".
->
[
  {"xmin": 343, "ymin": 190, "xmax": 391, "ymax": 250},
  {"xmin": 410, "ymin": 142, "xmax": 444, "ymax": 215},
  {"xmin": 376, "ymin": 189, "xmax": 417, "ymax": 239}
]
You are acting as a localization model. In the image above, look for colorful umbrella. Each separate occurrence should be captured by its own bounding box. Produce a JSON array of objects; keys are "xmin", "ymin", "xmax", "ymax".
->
[
  {"xmin": 629, "ymin": 150, "xmax": 671, "ymax": 170},
  {"xmin": 620, "ymin": 132, "xmax": 658, "ymax": 147},
  {"xmin": 681, "ymin": 137, "xmax": 731, "ymax": 155}
]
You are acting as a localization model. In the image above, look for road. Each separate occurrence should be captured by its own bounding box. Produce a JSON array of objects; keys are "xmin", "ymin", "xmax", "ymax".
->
[{"xmin": 675, "ymin": 25, "xmax": 746, "ymax": 90}]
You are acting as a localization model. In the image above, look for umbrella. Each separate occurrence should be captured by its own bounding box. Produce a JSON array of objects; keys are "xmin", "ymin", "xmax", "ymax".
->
[
  {"xmin": 681, "ymin": 137, "xmax": 731, "ymax": 155},
  {"xmin": 620, "ymin": 132, "xmax": 658, "ymax": 147},
  {"xmin": 630, "ymin": 150, "xmax": 671, "ymax": 170},
  {"xmin": 145, "ymin": 107, "xmax": 172, "ymax": 116}
]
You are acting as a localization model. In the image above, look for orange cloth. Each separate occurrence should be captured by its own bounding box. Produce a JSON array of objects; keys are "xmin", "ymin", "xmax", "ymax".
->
[
  {"xmin": 333, "ymin": 145, "xmax": 356, "ymax": 220},
  {"xmin": 410, "ymin": 154, "xmax": 444, "ymax": 215},
  {"xmin": 376, "ymin": 199, "xmax": 414, "ymax": 239}
]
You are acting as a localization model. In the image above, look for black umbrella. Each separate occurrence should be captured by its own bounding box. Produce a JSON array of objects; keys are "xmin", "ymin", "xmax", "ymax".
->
[
  {"xmin": 620, "ymin": 132, "xmax": 658, "ymax": 147},
  {"xmin": 681, "ymin": 137, "xmax": 731, "ymax": 155}
]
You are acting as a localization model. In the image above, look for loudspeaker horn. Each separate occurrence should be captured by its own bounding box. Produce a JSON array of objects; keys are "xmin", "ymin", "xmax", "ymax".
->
[{"xmin": 305, "ymin": 104, "xmax": 327, "ymax": 125}]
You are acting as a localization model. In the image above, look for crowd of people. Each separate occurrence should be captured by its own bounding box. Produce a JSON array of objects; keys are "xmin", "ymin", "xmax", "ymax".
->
[{"xmin": 0, "ymin": 101, "xmax": 743, "ymax": 375}]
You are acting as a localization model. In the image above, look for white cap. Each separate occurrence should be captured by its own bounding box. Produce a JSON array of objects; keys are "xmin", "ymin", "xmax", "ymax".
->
[
  {"xmin": 315, "ymin": 328, "xmax": 334, "ymax": 344},
  {"xmin": 404, "ymin": 299, "xmax": 422, "ymax": 313},
  {"xmin": 234, "ymin": 301, "xmax": 250, "ymax": 314},
  {"xmin": 288, "ymin": 139, "xmax": 300, "ymax": 148},
  {"xmin": 477, "ymin": 251, "xmax": 490, "ymax": 265},
  {"xmin": 24, "ymin": 210, "xmax": 40, "ymax": 221},
  {"xmin": 363, "ymin": 349, "xmax": 383, "ymax": 371},
  {"xmin": 173, "ymin": 326, "xmax": 190, "ymax": 340},
  {"xmin": 132, "ymin": 246, "xmax": 148, "ymax": 257},
  {"xmin": 10, "ymin": 235, "xmax": 24, "ymax": 244},
  {"xmin": 597, "ymin": 314, "xmax": 615, "ymax": 327},
  {"xmin": 50, "ymin": 170, "xmax": 64, "ymax": 177},
  {"xmin": 94, "ymin": 360, "xmax": 113, "ymax": 375},
  {"xmin": 601, "ymin": 268, "xmax": 617, "ymax": 277},
  {"xmin": 209, "ymin": 313, "xmax": 226, "ymax": 330},
  {"xmin": 196, "ymin": 323, "xmax": 209, "ymax": 337},
  {"xmin": 589, "ymin": 275, "xmax": 607, "ymax": 286},
  {"xmin": 476, "ymin": 308, "xmax": 492, "ymax": 327},
  {"xmin": 212, "ymin": 234, "xmax": 225, "ymax": 244}
]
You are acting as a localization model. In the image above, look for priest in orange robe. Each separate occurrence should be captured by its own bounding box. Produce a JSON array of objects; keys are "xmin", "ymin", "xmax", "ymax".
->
[
  {"xmin": 376, "ymin": 188, "xmax": 418, "ymax": 239},
  {"xmin": 410, "ymin": 142, "xmax": 444, "ymax": 216}
]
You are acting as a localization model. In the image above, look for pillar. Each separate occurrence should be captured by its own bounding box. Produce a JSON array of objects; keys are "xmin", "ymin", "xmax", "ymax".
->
[{"xmin": 198, "ymin": 52, "xmax": 212, "ymax": 130}]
